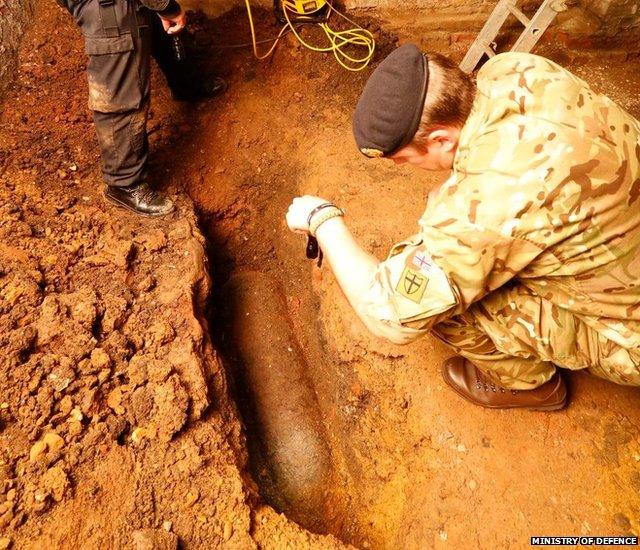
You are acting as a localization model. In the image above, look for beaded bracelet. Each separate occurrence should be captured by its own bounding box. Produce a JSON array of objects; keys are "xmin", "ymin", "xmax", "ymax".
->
[
  {"xmin": 306, "ymin": 202, "xmax": 337, "ymax": 227},
  {"xmin": 309, "ymin": 206, "xmax": 344, "ymax": 237}
]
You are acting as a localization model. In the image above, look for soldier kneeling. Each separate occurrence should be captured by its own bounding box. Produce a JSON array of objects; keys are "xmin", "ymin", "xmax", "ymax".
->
[{"xmin": 287, "ymin": 45, "xmax": 640, "ymax": 409}]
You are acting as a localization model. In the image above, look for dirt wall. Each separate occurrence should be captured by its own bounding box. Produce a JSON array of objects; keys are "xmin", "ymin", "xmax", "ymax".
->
[
  {"xmin": 0, "ymin": 0, "xmax": 35, "ymax": 98},
  {"xmin": 347, "ymin": 0, "xmax": 640, "ymax": 48},
  {"xmin": 185, "ymin": 0, "xmax": 640, "ymax": 52}
]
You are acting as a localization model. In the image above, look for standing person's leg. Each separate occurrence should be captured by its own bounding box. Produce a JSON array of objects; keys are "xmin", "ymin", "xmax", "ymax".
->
[
  {"xmin": 74, "ymin": 0, "xmax": 173, "ymax": 215},
  {"xmin": 149, "ymin": 12, "xmax": 185, "ymax": 94},
  {"xmin": 149, "ymin": 13, "xmax": 226, "ymax": 101},
  {"xmin": 93, "ymin": 101, "xmax": 150, "ymax": 189}
]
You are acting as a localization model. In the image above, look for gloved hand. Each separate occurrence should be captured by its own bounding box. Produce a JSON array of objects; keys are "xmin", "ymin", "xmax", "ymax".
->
[{"xmin": 285, "ymin": 195, "xmax": 332, "ymax": 234}]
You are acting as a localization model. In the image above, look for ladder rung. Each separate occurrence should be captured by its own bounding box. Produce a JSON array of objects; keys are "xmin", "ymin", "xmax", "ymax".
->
[
  {"xmin": 459, "ymin": 0, "xmax": 564, "ymax": 73},
  {"xmin": 482, "ymin": 43, "xmax": 496, "ymax": 58},
  {"xmin": 507, "ymin": 3, "xmax": 531, "ymax": 27},
  {"xmin": 512, "ymin": 0, "xmax": 562, "ymax": 52}
]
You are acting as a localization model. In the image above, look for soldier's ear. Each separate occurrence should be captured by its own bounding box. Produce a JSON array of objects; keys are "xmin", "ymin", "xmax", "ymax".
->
[{"xmin": 428, "ymin": 128, "xmax": 457, "ymax": 152}]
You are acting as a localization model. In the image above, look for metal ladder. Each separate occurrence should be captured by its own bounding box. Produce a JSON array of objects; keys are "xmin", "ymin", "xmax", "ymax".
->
[{"xmin": 459, "ymin": 0, "xmax": 567, "ymax": 73}]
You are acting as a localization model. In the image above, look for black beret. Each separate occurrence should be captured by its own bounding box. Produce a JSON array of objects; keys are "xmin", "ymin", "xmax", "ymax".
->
[{"xmin": 353, "ymin": 44, "xmax": 429, "ymax": 158}]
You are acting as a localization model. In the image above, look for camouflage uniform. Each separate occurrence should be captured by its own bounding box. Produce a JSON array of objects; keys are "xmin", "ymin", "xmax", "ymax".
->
[{"xmin": 363, "ymin": 52, "xmax": 640, "ymax": 389}]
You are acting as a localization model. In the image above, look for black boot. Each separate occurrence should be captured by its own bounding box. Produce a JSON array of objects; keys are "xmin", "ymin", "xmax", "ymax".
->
[
  {"xmin": 171, "ymin": 76, "xmax": 227, "ymax": 102},
  {"xmin": 104, "ymin": 182, "xmax": 175, "ymax": 217}
]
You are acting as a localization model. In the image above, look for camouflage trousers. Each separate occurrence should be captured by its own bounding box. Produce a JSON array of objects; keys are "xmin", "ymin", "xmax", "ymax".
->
[{"xmin": 433, "ymin": 283, "xmax": 640, "ymax": 390}]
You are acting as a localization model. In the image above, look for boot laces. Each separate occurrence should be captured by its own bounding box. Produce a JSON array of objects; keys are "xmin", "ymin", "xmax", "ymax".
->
[
  {"xmin": 474, "ymin": 367, "xmax": 511, "ymax": 393},
  {"xmin": 135, "ymin": 186, "xmax": 158, "ymax": 205}
]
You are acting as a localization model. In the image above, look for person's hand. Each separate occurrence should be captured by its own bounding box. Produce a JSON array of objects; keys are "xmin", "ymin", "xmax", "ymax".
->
[
  {"xmin": 159, "ymin": 8, "xmax": 187, "ymax": 34},
  {"xmin": 286, "ymin": 195, "xmax": 331, "ymax": 234}
]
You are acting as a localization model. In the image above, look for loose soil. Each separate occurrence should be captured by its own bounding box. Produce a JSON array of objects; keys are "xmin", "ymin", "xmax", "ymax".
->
[
  {"xmin": 0, "ymin": 2, "xmax": 344, "ymax": 548},
  {"xmin": 1, "ymin": 1, "xmax": 639, "ymax": 549}
]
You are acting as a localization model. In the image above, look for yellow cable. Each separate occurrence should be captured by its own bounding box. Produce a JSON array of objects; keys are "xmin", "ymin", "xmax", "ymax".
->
[
  {"xmin": 244, "ymin": 0, "xmax": 288, "ymax": 60},
  {"xmin": 243, "ymin": 0, "xmax": 375, "ymax": 71},
  {"xmin": 322, "ymin": 1, "xmax": 375, "ymax": 71},
  {"xmin": 320, "ymin": 23, "xmax": 375, "ymax": 71}
]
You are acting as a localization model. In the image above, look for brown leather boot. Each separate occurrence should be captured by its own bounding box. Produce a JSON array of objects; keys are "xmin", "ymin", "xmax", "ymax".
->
[{"xmin": 441, "ymin": 356, "xmax": 568, "ymax": 411}]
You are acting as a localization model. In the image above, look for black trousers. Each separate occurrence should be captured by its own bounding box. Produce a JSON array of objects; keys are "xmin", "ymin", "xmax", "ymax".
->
[{"xmin": 69, "ymin": 0, "xmax": 190, "ymax": 187}]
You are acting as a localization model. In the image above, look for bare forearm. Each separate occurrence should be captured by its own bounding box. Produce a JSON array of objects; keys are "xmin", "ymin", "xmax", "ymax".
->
[{"xmin": 285, "ymin": 195, "xmax": 427, "ymax": 344}]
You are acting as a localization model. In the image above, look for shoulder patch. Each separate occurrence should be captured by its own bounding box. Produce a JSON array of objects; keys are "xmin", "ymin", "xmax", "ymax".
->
[
  {"xmin": 396, "ymin": 267, "xmax": 428, "ymax": 304},
  {"xmin": 382, "ymin": 240, "xmax": 458, "ymax": 324}
]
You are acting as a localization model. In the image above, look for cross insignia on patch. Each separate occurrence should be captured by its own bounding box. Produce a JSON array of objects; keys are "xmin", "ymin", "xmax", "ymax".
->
[
  {"xmin": 396, "ymin": 267, "xmax": 428, "ymax": 304},
  {"xmin": 412, "ymin": 252, "xmax": 432, "ymax": 273}
]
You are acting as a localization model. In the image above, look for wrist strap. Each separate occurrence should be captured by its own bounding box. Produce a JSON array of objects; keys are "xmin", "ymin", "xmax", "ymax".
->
[
  {"xmin": 309, "ymin": 206, "xmax": 344, "ymax": 237},
  {"xmin": 307, "ymin": 202, "xmax": 336, "ymax": 228}
]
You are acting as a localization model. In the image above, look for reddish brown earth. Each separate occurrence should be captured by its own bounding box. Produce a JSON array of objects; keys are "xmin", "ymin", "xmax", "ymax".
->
[
  {"xmin": 1, "ymin": 1, "xmax": 639, "ymax": 549},
  {"xmin": 0, "ymin": 2, "xmax": 345, "ymax": 548}
]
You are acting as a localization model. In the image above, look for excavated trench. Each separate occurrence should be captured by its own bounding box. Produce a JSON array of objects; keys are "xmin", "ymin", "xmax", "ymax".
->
[
  {"xmin": 219, "ymin": 273, "xmax": 342, "ymax": 532},
  {"xmin": 179, "ymin": 9, "xmax": 405, "ymax": 546},
  {"xmin": 187, "ymin": 22, "xmax": 362, "ymax": 532}
]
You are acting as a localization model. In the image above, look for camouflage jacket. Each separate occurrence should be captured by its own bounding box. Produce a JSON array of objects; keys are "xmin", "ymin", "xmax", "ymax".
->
[{"xmin": 365, "ymin": 52, "xmax": 640, "ymax": 347}]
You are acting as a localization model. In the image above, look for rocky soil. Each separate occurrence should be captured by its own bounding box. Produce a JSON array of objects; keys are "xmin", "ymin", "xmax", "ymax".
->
[
  {"xmin": 0, "ymin": 1, "xmax": 346, "ymax": 548},
  {"xmin": 0, "ymin": 0, "xmax": 36, "ymax": 98}
]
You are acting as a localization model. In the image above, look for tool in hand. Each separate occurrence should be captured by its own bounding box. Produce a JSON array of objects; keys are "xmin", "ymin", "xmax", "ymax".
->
[
  {"xmin": 171, "ymin": 35, "xmax": 186, "ymax": 62},
  {"xmin": 306, "ymin": 235, "xmax": 323, "ymax": 268},
  {"xmin": 304, "ymin": 202, "xmax": 337, "ymax": 268},
  {"xmin": 303, "ymin": 202, "xmax": 345, "ymax": 267}
]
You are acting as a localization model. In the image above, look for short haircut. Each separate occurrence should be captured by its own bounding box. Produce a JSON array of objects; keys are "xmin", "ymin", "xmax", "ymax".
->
[{"xmin": 411, "ymin": 53, "xmax": 475, "ymax": 149}]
